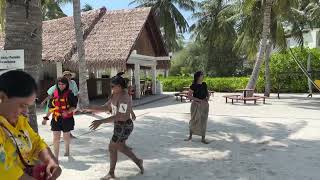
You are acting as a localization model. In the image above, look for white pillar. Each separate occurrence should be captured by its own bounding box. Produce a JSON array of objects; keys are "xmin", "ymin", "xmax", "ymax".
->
[
  {"xmin": 56, "ymin": 62, "xmax": 63, "ymax": 78},
  {"xmin": 134, "ymin": 64, "xmax": 141, "ymax": 99},
  {"xmin": 152, "ymin": 65, "xmax": 157, "ymax": 95},
  {"xmin": 127, "ymin": 68, "xmax": 133, "ymax": 86},
  {"xmin": 143, "ymin": 69, "xmax": 147, "ymax": 79},
  {"xmin": 110, "ymin": 67, "xmax": 117, "ymax": 77},
  {"xmin": 164, "ymin": 69, "xmax": 169, "ymax": 78}
]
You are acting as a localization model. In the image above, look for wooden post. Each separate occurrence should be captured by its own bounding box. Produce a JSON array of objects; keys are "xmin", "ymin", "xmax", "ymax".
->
[
  {"xmin": 127, "ymin": 68, "xmax": 133, "ymax": 86},
  {"xmin": 56, "ymin": 62, "xmax": 63, "ymax": 78},
  {"xmin": 134, "ymin": 63, "xmax": 141, "ymax": 99},
  {"xmin": 307, "ymin": 53, "xmax": 312, "ymax": 97},
  {"xmin": 164, "ymin": 69, "xmax": 169, "ymax": 78},
  {"xmin": 152, "ymin": 65, "xmax": 157, "ymax": 95}
]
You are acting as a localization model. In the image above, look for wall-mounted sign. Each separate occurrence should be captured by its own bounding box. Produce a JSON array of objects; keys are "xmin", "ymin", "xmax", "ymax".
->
[{"xmin": 0, "ymin": 50, "xmax": 24, "ymax": 70}]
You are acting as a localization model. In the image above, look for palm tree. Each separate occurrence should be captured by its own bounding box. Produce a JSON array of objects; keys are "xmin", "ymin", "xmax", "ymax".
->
[
  {"xmin": 234, "ymin": 0, "xmax": 310, "ymax": 96},
  {"xmin": 73, "ymin": 0, "xmax": 90, "ymax": 107},
  {"xmin": 191, "ymin": 0, "xmax": 238, "ymax": 47},
  {"xmin": 2, "ymin": 0, "xmax": 43, "ymax": 132},
  {"xmin": 41, "ymin": 0, "xmax": 69, "ymax": 20},
  {"xmin": 190, "ymin": 0, "xmax": 240, "ymax": 76},
  {"xmin": 82, "ymin": 3, "xmax": 93, "ymax": 12},
  {"xmin": 130, "ymin": 0, "xmax": 196, "ymax": 52},
  {"xmin": 245, "ymin": 0, "xmax": 274, "ymax": 94}
]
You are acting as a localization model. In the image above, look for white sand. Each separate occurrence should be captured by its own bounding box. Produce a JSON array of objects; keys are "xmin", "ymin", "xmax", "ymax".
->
[{"xmin": 37, "ymin": 93, "xmax": 320, "ymax": 180}]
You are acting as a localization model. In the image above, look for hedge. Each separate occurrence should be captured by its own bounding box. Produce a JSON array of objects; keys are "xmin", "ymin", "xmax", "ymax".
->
[
  {"xmin": 160, "ymin": 48, "xmax": 320, "ymax": 93},
  {"xmin": 159, "ymin": 76, "xmax": 265, "ymax": 92}
]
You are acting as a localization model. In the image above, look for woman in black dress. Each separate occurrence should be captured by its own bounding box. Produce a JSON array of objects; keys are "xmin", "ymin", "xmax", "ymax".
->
[{"xmin": 185, "ymin": 71, "xmax": 210, "ymax": 144}]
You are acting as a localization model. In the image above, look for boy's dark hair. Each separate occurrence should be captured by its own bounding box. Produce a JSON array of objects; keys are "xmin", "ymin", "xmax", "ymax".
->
[
  {"xmin": 0, "ymin": 70, "xmax": 38, "ymax": 98},
  {"xmin": 111, "ymin": 72, "xmax": 129, "ymax": 89}
]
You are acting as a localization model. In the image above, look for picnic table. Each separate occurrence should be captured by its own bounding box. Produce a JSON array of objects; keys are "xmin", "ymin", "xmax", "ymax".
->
[
  {"xmin": 223, "ymin": 95, "xmax": 267, "ymax": 104},
  {"xmin": 174, "ymin": 91, "xmax": 189, "ymax": 102},
  {"xmin": 236, "ymin": 89, "xmax": 254, "ymax": 97}
]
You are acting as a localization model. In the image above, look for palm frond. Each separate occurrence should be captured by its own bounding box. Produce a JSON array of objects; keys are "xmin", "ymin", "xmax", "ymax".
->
[{"xmin": 82, "ymin": 3, "xmax": 93, "ymax": 12}]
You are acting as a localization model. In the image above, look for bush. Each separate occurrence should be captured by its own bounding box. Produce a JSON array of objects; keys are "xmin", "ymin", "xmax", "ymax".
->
[
  {"xmin": 265, "ymin": 48, "xmax": 320, "ymax": 93},
  {"xmin": 161, "ymin": 48, "xmax": 320, "ymax": 93},
  {"xmin": 159, "ymin": 76, "xmax": 265, "ymax": 92}
]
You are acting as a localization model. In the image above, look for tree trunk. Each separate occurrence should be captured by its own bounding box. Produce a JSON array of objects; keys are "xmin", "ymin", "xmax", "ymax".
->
[
  {"xmin": 4, "ymin": 0, "xmax": 42, "ymax": 132},
  {"xmin": 73, "ymin": 0, "xmax": 89, "ymax": 107},
  {"xmin": 307, "ymin": 53, "xmax": 312, "ymax": 96},
  {"xmin": 264, "ymin": 41, "xmax": 272, "ymax": 97},
  {"xmin": 246, "ymin": 0, "xmax": 273, "ymax": 95}
]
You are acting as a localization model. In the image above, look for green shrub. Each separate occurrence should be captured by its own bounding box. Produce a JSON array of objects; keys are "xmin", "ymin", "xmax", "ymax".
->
[
  {"xmin": 160, "ymin": 48, "xmax": 320, "ymax": 93},
  {"xmin": 264, "ymin": 48, "xmax": 320, "ymax": 93},
  {"xmin": 159, "ymin": 76, "xmax": 265, "ymax": 92}
]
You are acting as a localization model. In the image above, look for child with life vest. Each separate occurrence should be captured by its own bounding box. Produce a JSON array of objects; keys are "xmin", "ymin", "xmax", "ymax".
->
[{"xmin": 48, "ymin": 77, "xmax": 78, "ymax": 160}]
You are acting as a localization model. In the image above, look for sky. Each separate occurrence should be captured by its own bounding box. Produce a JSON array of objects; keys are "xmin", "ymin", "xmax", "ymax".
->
[{"xmin": 61, "ymin": 0, "xmax": 194, "ymax": 40}]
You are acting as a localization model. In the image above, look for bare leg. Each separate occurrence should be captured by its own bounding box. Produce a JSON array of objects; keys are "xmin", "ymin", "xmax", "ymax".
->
[
  {"xmin": 201, "ymin": 135, "xmax": 209, "ymax": 144},
  {"xmin": 53, "ymin": 131, "xmax": 61, "ymax": 160},
  {"xmin": 63, "ymin": 132, "xmax": 71, "ymax": 156},
  {"xmin": 184, "ymin": 130, "xmax": 192, "ymax": 141},
  {"xmin": 117, "ymin": 142, "xmax": 144, "ymax": 174},
  {"xmin": 107, "ymin": 142, "xmax": 117, "ymax": 178}
]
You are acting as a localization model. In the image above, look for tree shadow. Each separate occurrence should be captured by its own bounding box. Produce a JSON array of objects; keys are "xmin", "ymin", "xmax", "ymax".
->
[
  {"xmin": 121, "ymin": 115, "xmax": 320, "ymax": 180},
  {"xmin": 50, "ymin": 110, "xmax": 320, "ymax": 179}
]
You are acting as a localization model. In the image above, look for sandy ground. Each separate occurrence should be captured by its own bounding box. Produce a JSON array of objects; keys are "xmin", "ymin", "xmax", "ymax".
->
[{"xmin": 37, "ymin": 93, "xmax": 320, "ymax": 180}]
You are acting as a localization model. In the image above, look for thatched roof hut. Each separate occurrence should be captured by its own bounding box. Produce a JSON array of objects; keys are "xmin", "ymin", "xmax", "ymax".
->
[{"xmin": 42, "ymin": 7, "xmax": 169, "ymax": 71}]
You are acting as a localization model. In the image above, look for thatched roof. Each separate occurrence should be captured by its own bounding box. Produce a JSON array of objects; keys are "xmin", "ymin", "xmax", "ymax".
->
[
  {"xmin": 43, "ymin": 8, "xmax": 106, "ymax": 63},
  {"xmin": 44, "ymin": 7, "xmax": 169, "ymax": 70}
]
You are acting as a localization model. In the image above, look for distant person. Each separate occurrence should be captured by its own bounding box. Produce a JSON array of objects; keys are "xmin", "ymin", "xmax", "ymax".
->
[
  {"xmin": 185, "ymin": 71, "xmax": 210, "ymax": 144},
  {"xmin": 0, "ymin": 70, "xmax": 61, "ymax": 180},
  {"xmin": 84, "ymin": 72, "xmax": 143, "ymax": 179},
  {"xmin": 49, "ymin": 77, "xmax": 77, "ymax": 160},
  {"xmin": 41, "ymin": 71, "xmax": 78, "ymax": 138}
]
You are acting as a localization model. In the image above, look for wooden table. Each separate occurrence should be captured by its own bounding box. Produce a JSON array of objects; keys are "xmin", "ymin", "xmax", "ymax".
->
[{"xmin": 236, "ymin": 89, "xmax": 254, "ymax": 97}]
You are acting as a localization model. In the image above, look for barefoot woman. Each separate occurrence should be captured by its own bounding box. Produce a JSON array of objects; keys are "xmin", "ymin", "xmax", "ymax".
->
[
  {"xmin": 185, "ymin": 71, "xmax": 210, "ymax": 144},
  {"xmin": 87, "ymin": 72, "xmax": 143, "ymax": 179}
]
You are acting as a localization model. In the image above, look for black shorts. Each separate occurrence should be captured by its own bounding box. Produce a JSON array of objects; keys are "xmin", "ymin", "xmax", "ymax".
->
[
  {"xmin": 112, "ymin": 119, "xmax": 133, "ymax": 143},
  {"xmin": 51, "ymin": 117, "xmax": 75, "ymax": 132}
]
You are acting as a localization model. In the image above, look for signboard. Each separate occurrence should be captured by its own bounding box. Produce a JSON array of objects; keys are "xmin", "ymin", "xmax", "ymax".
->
[{"xmin": 0, "ymin": 50, "xmax": 24, "ymax": 70}]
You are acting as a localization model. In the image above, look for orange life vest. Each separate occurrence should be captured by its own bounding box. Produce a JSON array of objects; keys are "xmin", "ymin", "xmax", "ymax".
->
[{"xmin": 50, "ymin": 89, "xmax": 73, "ymax": 121}]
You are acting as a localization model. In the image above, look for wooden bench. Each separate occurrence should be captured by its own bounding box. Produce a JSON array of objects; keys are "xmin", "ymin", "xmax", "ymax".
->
[
  {"xmin": 174, "ymin": 92, "xmax": 189, "ymax": 102},
  {"xmin": 253, "ymin": 95, "xmax": 267, "ymax": 104},
  {"xmin": 223, "ymin": 95, "xmax": 241, "ymax": 104},
  {"xmin": 224, "ymin": 95, "xmax": 267, "ymax": 104}
]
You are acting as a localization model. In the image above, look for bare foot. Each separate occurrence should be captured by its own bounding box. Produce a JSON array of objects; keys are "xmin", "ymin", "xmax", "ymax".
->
[
  {"xmin": 201, "ymin": 139, "xmax": 210, "ymax": 144},
  {"xmin": 100, "ymin": 172, "xmax": 115, "ymax": 180},
  {"xmin": 184, "ymin": 137, "xmax": 192, "ymax": 141},
  {"xmin": 137, "ymin": 159, "xmax": 144, "ymax": 174}
]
